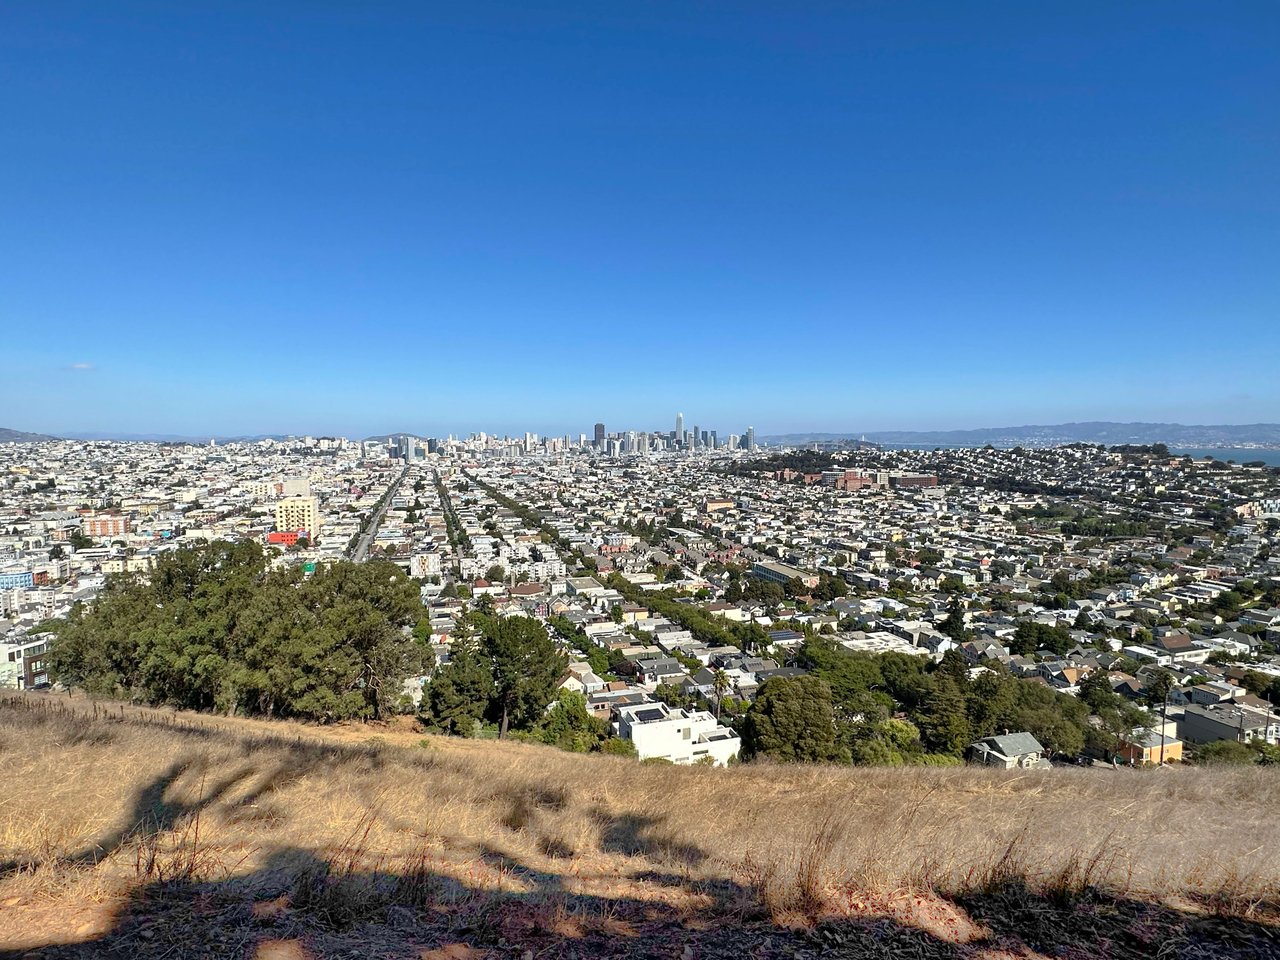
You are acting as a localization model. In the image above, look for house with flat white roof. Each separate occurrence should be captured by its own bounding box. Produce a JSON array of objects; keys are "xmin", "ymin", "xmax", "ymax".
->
[{"xmin": 613, "ymin": 701, "xmax": 740, "ymax": 766}]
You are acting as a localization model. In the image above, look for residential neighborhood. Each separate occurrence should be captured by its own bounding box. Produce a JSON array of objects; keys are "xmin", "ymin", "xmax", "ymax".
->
[{"xmin": 5, "ymin": 429, "xmax": 1280, "ymax": 767}]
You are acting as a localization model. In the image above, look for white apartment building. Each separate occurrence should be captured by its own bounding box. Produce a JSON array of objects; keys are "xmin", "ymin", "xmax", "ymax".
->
[
  {"xmin": 613, "ymin": 701, "xmax": 740, "ymax": 766},
  {"xmin": 411, "ymin": 553, "xmax": 443, "ymax": 579}
]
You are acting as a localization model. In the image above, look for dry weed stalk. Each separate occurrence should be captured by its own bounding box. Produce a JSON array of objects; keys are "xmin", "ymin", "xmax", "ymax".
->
[{"xmin": 2, "ymin": 691, "xmax": 1279, "ymax": 932}]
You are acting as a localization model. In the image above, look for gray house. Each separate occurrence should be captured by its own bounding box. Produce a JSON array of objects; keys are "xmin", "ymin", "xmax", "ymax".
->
[
  {"xmin": 967, "ymin": 732, "xmax": 1052, "ymax": 769},
  {"xmin": 635, "ymin": 656, "xmax": 687, "ymax": 686}
]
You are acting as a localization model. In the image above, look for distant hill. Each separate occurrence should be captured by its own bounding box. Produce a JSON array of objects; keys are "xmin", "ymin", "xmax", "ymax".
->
[
  {"xmin": 60, "ymin": 432, "xmax": 290, "ymax": 443},
  {"xmin": 765, "ymin": 422, "xmax": 1280, "ymax": 448},
  {"xmin": 0, "ymin": 426, "xmax": 58, "ymax": 442}
]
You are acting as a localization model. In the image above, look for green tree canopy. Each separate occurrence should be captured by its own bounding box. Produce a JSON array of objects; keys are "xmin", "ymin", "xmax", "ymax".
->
[
  {"xmin": 1143, "ymin": 668, "xmax": 1175, "ymax": 707},
  {"xmin": 742, "ymin": 675, "xmax": 848, "ymax": 763},
  {"xmin": 484, "ymin": 615, "xmax": 566, "ymax": 738},
  {"xmin": 47, "ymin": 542, "xmax": 427, "ymax": 721},
  {"xmin": 1195, "ymin": 740, "xmax": 1258, "ymax": 765},
  {"xmin": 938, "ymin": 597, "xmax": 970, "ymax": 643},
  {"xmin": 913, "ymin": 675, "xmax": 972, "ymax": 756},
  {"xmin": 421, "ymin": 632, "xmax": 494, "ymax": 736},
  {"xmin": 539, "ymin": 689, "xmax": 608, "ymax": 752},
  {"xmin": 1010, "ymin": 621, "xmax": 1073, "ymax": 656}
]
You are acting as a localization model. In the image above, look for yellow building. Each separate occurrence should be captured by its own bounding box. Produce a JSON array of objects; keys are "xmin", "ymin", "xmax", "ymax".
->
[
  {"xmin": 1118, "ymin": 730, "xmax": 1184, "ymax": 765},
  {"xmin": 275, "ymin": 496, "xmax": 319, "ymax": 537}
]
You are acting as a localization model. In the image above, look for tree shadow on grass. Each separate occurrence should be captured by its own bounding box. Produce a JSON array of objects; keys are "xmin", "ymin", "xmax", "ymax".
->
[
  {"xmin": 955, "ymin": 879, "xmax": 1280, "ymax": 960},
  {"xmin": 0, "ymin": 737, "xmax": 398, "ymax": 881},
  {"xmin": 3, "ymin": 842, "xmax": 1278, "ymax": 960},
  {"xmin": 0, "ymin": 759, "xmax": 232, "ymax": 880},
  {"xmin": 593, "ymin": 808, "xmax": 707, "ymax": 869}
]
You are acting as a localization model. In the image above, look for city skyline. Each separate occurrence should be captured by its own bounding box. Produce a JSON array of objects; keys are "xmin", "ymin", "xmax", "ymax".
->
[
  {"xmin": 10, "ymin": 417, "xmax": 1280, "ymax": 456},
  {"xmin": 3, "ymin": 4, "xmax": 1278, "ymax": 436}
]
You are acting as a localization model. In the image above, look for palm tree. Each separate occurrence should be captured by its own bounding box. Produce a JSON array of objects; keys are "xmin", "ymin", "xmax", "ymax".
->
[{"xmin": 713, "ymin": 669, "xmax": 730, "ymax": 719}]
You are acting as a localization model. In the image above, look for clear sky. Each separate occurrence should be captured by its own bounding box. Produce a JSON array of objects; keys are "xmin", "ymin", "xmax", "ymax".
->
[{"xmin": 2, "ymin": 2, "xmax": 1277, "ymax": 439}]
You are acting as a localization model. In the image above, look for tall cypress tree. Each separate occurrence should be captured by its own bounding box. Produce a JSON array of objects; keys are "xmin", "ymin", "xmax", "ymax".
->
[
  {"xmin": 485, "ymin": 616, "xmax": 565, "ymax": 738},
  {"xmin": 423, "ymin": 631, "xmax": 494, "ymax": 736},
  {"xmin": 914, "ymin": 675, "xmax": 973, "ymax": 756}
]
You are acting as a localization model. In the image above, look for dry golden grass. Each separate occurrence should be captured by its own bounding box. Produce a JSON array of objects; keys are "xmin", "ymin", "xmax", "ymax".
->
[{"xmin": 2, "ymin": 690, "xmax": 1278, "ymax": 958}]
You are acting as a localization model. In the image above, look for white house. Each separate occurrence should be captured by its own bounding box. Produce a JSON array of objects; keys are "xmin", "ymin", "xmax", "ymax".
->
[
  {"xmin": 559, "ymin": 662, "xmax": 607, "ymax": 696},
  {"xmin": 613, "ymin": 701, "xmax": 740, "ymax": 766}
]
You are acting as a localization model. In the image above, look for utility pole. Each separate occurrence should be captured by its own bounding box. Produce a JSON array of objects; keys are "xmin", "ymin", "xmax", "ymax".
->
[
  {"xmin": 1158, "ymin": 692, "xmax": 1170, "ymax": 766},
  {"xmin": 1268, "ymin": 689, "xmax": 1276, "ymax": 746}
]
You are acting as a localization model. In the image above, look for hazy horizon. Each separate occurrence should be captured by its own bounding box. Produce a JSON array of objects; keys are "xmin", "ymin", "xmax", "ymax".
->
[{"xmin": 12, "ymin": 417, "xmax": 1280, "ymax": 445}]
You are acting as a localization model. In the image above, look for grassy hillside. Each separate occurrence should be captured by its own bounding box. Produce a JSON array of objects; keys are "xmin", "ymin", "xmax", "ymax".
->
[{"xmin": 1, "ymin": 692, "xmax": 1278, "ymax": 959}]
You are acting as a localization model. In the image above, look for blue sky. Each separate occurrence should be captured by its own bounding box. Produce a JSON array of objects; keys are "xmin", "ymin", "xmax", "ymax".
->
[{"xmin": 2, "ymin": 2, "xmax": 1277, "ymax": 438}]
